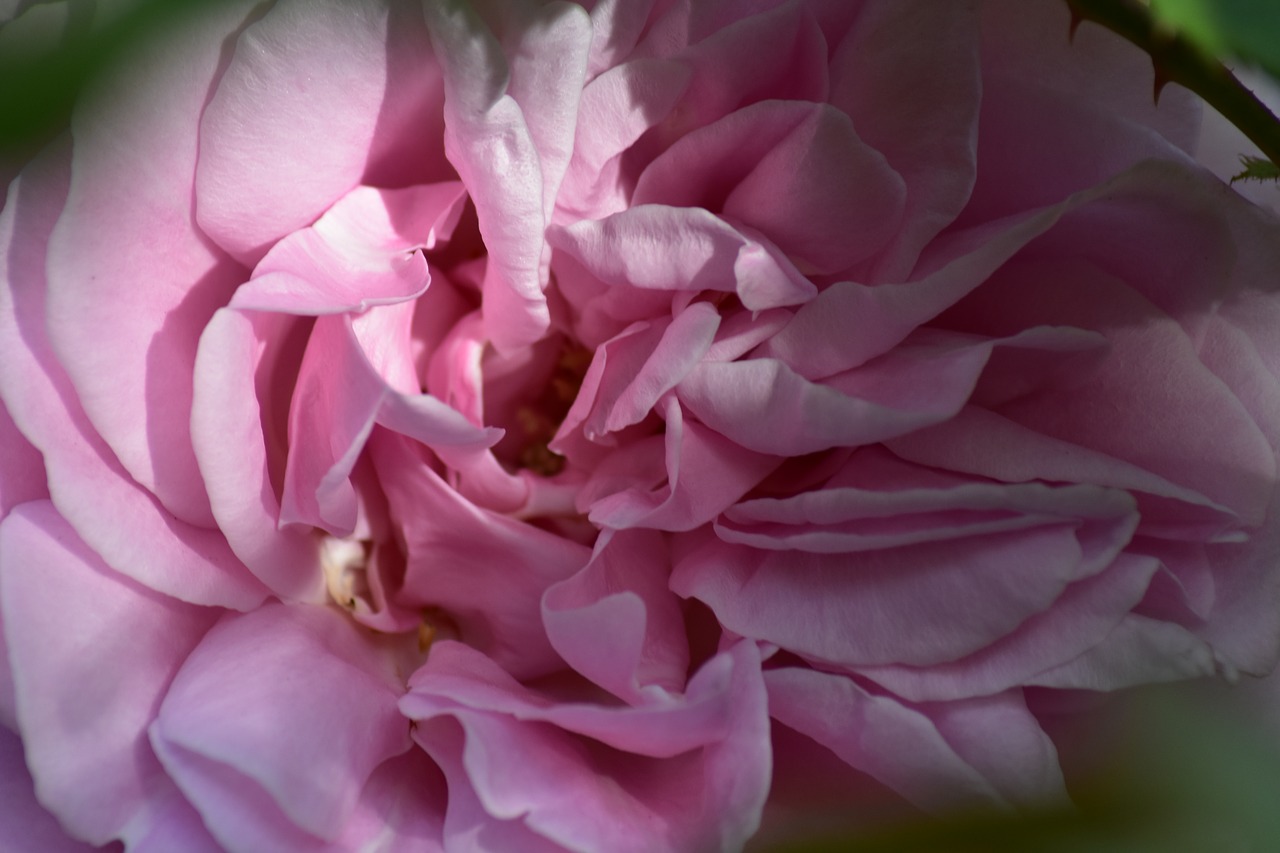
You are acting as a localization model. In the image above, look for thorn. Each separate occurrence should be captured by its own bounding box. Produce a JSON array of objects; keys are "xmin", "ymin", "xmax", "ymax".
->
[{"xmin": 1068, "ymin": 8, "xmax": 1083, "ymax": 43}]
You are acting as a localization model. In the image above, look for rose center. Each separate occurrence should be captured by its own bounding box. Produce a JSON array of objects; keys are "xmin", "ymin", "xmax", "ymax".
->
[{"xmin": 486, "ymin": 339, "xmax": 593, "ymax": 476}]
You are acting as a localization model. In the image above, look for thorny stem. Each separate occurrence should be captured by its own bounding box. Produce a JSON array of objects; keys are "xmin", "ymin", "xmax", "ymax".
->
[{"xmin": 1066, "ymin": 0, "xmax": 1280, "ymax": 170}]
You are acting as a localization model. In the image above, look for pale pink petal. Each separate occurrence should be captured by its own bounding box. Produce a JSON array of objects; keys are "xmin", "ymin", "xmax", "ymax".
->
[
  {"xmin": 424, "ymin": 0, "xmax": 551, "ymax": 352},
  {"xmin": 673, "ymin": 510, "xmax": 1136, "ymax": 668},
  {"xmin": 703, "ymin": 306, "xmax": 790, "ymax": 362},
  {"xmin": 886, "ymin": 406, "xmax": 1240, "ymax": 538},
  {"xmin": 191, "ymin": 309, "xmax": 322, "ymax": 601},
  {"xmin": 676, "ymin": 2, "xmax": 828, "ymax": 129},
  {"xmin": 542, "ymin": 528, "xmax": 690, "ymax": 702},
  {"xmin": 0, "ymin": 142, "xmax": 267, "ymax": 610},
  {"xmin": 603, "ymin": 301, "xmax": 720, "ymax": 433},
  {"xmin": 504, "ymin": 2, "xmax": 592, "ymax": 225},
  {"xmin": 583, "ymin": 0, "xmax": 659, "ymax": 78},
  {"xmin": 0, "ymin": 501, "xmax": 218, "ymax": 846},
  {"xmin": 232, "ymin": 182, "xmax": 467, "ymax": 316},
  {"xmin": 0, "ymin": 615, "xmax": 12, "ymax": 732},
  {"xmin": 0, "ymin": 400, "xmax": 46, "ymax": 518},
  {"xmin": 0, "ymin": 729, "xmax": 101, "ymax": 853},
  {"xmin": 551, "ymin": 319, "xmax": 659, "ymax": 454},
  {"xmin": 43, "ymin": 0, "xmax": 260, "ymax": 528},
  {"xmin": 1202, "ymin": 495, "xmax": 1280, "ymax": 676},
  {"xmin": 282, "ymin": 310, "xmax": 499, "ymax": 535},
  {"xmin": 925, "ymin": 691, "xmax": 1067, "ymax": 808},
  {"xmin": 681, "ymin": 327, "xmax": 1100, "ymax": 457},
  {"xmin": 406, "ymin": 640, "xmax": 769, "ymax": 852},
  {"xmin": 717, "ymin": 474, "xmax": 1136, "ymax": 553},
  {"xmin": 150, "ymin": 603, "xmax": 411, "ymax": 844},
  {"xmin": 766, "ymin": 667, "xmax": 1065, "ymax": 812},
  {"xmin": 558, "ymin": 57, "xmax": 691, "ymax": 221},
  {"xmin": 720, "ymin": 104, "xmax": 905, "ymax": 275},
  {"xmin": 124, "ymin": 786, "xmax": 224, "ymax": 853},
  {"xmin": 333, "ymin": 750, "xmax": 447, "ymax": 852},
  {"xmin": 588, "ymin": 397, "xmax": 781, "ymax": 532},
  {"xmin": 373, "ymin": 433, "xmax": 590, "ymax": 679},
  {"xmin": 962, "ymin": 66, "xmax": 1196, "ymax": 227},
  {"xmin": 549, "ymin": 204, "xmax": 815, "ymax": 310},
  {"xmin": 412, "ymin": 721, "xmax": 571, "ymax": 853},
  {"xmin": 197, "ymin": 0, "xmax": 448, "ymax": 263},
  {"xmin": 551, "ymin": 303, "xmax": 719, "ymax": 452},
  {"xmin": 633, "ymin": 101, "xmax": 835, "ymax": 215},
  {"xmin": 765, "ymin": 667, "xmax": 1005, "ymax": 812},
  {"xmin": 856, "ymin": 553, "xmax": 1166, "ymax": 702},
  {"xmin": 945, "ymin": 255, "xmax": 1275, "ymax": 528},
  {"xmin": 1027, "ymin": 614, "xmax": 1218, "ymax": 690},
  {"xmin": 828, "ymin": 0, "xmax": 981, "ymax": 280}
]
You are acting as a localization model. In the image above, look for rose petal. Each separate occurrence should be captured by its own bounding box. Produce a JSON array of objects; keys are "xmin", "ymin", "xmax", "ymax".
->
[
  {"xmin": 43, "ymin": 0, "xmax": 260, "ymax": 528},
  {"xmin": 674, "ymin": 510, "xmax": 1137, "ymax": 668},
  {"xmin": 191, "ymin": 309, "xmax": 323, "ymax": 601},
  {"xmin": 542, "ymin": 528, "xmax": 689, "ymax": 702},
  {"xmin": 0, "ymin": 501, "xmax": 218, "ymax": 846},
  {"xmin": 549, "ymin": 204, "xmax": 815, "ymax": 310},
  {"xmin": 406, "ymin": 640, "xmax": 769, "ymax": 852},
  {"xmin": 232, "ymin": 182, "xmax": 467, "ymax": 316},
  {"xmin": 282, "ymin": 308, "xmax": 500, "ymax": 535},
  {"xmin": 717, "ymin": 472, "xmax": 1137, "ymax": 554},
  {"xmin": 766, "ymin": 668, "xmax": 1064, "ymax": 812},
  {"xmin": 558, "ymin": 57, "xmax": 691, "ymax": 220},
  {"xmin": 150, "ymin": 603, "xmax": 411, "ymax": 844},
  {"xmin": 1027, "ymin": 614, "xmax": 1217, "ymax": 690},
  {"xmin": 374, "ymin": 433, "xmax": 590, "ymax": 679},
  {"xmin": 720, "ymin": 104, "xmax": 905, "ymax": 274},
  {"xmin": 828, "ymin": 0, "xmax": 981, "ymax": 280},
  {"xmin": 197, "ymin": 0, "xmax": 448, "ymax": 263},
  {"xmin": 425, "ymin": 0, "xmax": 560, "ymax": 352},
  {"xmin": 681, "ymin": 327, "xmax": 1101, "ymax": 457},
  {"xmin": 0, "ymin": 399, "xmax": 46, "ymax": 519},
  {"xmin": 857, "ymin": 553, "xmax": 1165, "ymax": 702},
  {"xmin": 587, "ymin": 396, "xmax": 781, "ymax": 532},
  {"xmin": 504, "ymin": 1, "xmax": 592, "ymax": 226},
  {"xmin": 0, "ymin": 142, "xmax": 267, "ymax": 610}
]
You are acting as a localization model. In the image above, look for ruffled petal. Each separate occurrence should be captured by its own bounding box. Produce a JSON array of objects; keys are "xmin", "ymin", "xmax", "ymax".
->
[
  {"xmin": 587, "ymin": 396, "xmax": 781, "ymax": 532},
  {"xmin": 0, "ymin": 399, "xmax": 45, "ymax": 519}
]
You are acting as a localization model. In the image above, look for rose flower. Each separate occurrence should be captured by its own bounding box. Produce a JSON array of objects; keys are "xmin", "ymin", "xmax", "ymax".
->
[{"xmin": 2, "ymin": 0, "xmax": 1280, "ymax": 850}]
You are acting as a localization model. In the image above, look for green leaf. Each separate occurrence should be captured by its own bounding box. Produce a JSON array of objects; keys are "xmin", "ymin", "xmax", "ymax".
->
[
  {"xmin": 1150, "ymin": 0, "xmax": 1280, "ymax": 79},
  {"xmin": 1231, "ymin": 154, "xmax": 1280, "ymax": 183}
]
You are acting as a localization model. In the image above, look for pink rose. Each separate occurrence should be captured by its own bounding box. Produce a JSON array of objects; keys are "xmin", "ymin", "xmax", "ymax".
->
[{"xmin": 2, "ymin": 0, "xmax": 1280, "ymax": 850}]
